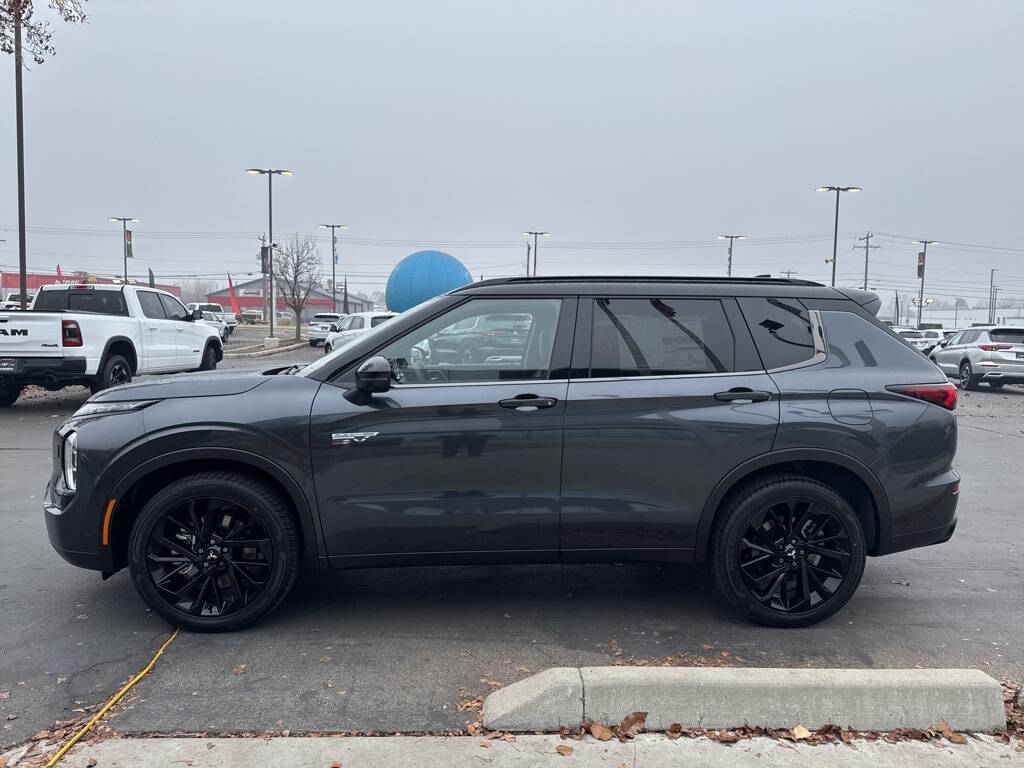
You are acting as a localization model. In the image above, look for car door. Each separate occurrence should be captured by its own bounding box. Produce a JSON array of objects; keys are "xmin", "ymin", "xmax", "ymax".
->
[
  {"xmin": 135, "ymin": 290, "xmax": 177, "ymax": 370},
  {"xmin": 309, "ymin": 296, "xmax": 575, "ymax": 565},
  {"xmin": 933, "ymin": 331, "xmax": 962, "ymax": 373},
  {"xmin": 560, "ymin": 296, "xmax": 780, "ymax": 561},
  {"xmin": 158, "ymin": 293, "xmax": 202, "ymax": 369}
]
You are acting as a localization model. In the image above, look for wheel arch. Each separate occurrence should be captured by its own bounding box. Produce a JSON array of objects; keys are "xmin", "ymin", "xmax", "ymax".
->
[
  {"xmin": 100, "ymin": 336, "xmax": 139, "ymax": 375},
  {"xmin": 105, "ymin": 447, "xmax": 322, "ymax": 572},
  {"xmin": 694, "ymin": 449, "xmax": 890, "ymax": 562}
]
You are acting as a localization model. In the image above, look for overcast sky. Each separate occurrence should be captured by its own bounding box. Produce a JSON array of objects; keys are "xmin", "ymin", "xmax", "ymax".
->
[{"xmin": 1, "ymin": 0, "xmax": 1023, "ymax": 308}]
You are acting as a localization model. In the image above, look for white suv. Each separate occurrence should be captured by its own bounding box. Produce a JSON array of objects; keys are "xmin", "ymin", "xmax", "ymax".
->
[{"xmin": 324, "ymin": 311, "xmax": 397, "ymax": 353}]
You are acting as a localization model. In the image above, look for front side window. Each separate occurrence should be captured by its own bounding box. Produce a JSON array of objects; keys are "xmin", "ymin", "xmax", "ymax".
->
[
  {"xmin": 738, "ymin": 297, "xmax": 816, "ymax": 370},
  {"xmin": 348, "ymin": 316, "xmax": 365, "ymax": 330},
  {"xmin": 159, "ymin": 293, "xmax": 189, "ymax": 321},
  {"xmin": 589, "ymin": 298, "xmax": 736, "ymax": 377},
  {"xmin": 137, "ymin": 291, "xmax": 166, "ymax": 319},
  {"xmin": 375, "ymin": 298, "xmax": 562, "ymax": 384}
]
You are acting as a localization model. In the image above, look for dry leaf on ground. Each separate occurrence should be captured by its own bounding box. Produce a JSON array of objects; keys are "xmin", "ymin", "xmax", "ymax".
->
[
  {"xmin": 589, "ymin": 722, "xmax": 614, "ymax": 741},
  {"xmin": 792, "ymin": 725, "xmax": 811, "ymax": 740},
  {"xmin": 555, "ymin": 744, "xmax": 574, "ymax": 756},
  {"xmin": 618, "ymin": 711, "xmax": 647, "ymax": 738}
]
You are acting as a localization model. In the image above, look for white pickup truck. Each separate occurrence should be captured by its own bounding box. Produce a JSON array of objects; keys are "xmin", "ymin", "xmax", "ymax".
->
[{"xmin": 0, "ymin": 283, "xmax": 222, "ymax": 406}]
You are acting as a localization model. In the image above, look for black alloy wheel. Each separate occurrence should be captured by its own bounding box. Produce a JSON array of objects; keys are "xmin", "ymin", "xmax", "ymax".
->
[
  {"xmin": 736, "ymin": 499, "xmax": 852, "ymax": 614},
  {"xmin": 959, "ymin": 360, "xmax": 978, "ymax": 391},
  {"xmin": 710, "ymin": 476, "xmax": 866, "ymax": 627},
  {"xmin": 128, "ymin": 472, "xmax": 299, "ymax": 632},
  {"xmin": 91, "ymin": 353, "xmax": 132, "ymax": 393}
]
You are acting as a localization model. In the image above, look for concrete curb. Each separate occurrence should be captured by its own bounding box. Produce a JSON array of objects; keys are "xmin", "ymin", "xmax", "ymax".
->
[
  {"xmin": 223, "ymin": 341, "xmax": 307, "ymax": 358},
  {"xmin": 482, "ymin": 667, "xmax": 1006, "ymax": 733}
]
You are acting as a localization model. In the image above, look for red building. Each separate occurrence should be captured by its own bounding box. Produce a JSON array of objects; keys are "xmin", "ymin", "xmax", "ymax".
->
[
  {"xmin": 206, "ymin": 277, "xmax": 373, "ymax": 320},
  {"xmin": 1, "ymin": 270, "xmax": 181, "ymax": 297}
]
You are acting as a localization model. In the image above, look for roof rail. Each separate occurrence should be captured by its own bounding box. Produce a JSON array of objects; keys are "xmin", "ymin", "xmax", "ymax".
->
[{"xmin": 460, "ymin": 275, "xmax": 824, "ymax": 289}]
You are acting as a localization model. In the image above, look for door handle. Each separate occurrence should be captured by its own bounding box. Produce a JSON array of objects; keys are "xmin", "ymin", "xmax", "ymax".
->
[
  {"xmin": 498, "ymin": 395, "xmax": 558, "ymax": 411},
  {"xmin": 147, "ymin": 325, "xmax": 158, "ymax": 331},
  {"xmin": 714, "ymin": 388, "xmax": 771, "ymax": 403},
  {"xmin": 176, "ymin": 327, "xmax": 185, "ymax": 333}
]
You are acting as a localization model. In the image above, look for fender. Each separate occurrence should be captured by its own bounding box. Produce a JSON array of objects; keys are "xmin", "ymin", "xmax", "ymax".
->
[
  {"xmin": 106, "ymin": 445, "xmax": 325, "ymax": 569},
  {"xmin": 691, "ymin": 447, "xmax": 891, "ymax": 563},
  {"xmin": 98, "ymin": 335, "xmax": 139, "ymax": 374}
]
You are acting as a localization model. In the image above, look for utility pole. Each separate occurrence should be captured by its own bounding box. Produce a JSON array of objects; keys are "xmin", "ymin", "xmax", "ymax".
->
[
  {"xmin": 525, "ymin": 242, "xmax": 531, "ymax": 275},
  {"xmin": 855, "ymin": 232, "xmax": 880, "ymax": 290},
  {"xmin": 246, "ymin": 169, "xmax": 293, "ymax": 340},
  {"xmin": 523, "ymin": 231, "xmax": 549, "ymax": 276},
  {"xmin": 718, "ymin": 234, "xmax": 745, "ymax": 277},
  {"xmin": 988, "ymin": 269, "xmax": 998, "ymax": 324},
  {"xmin": 108, "ymin": 217, "xmax": 139, "ymax": 282},
  {"xmin": 953, "ymin": 299, "xmax": 959, "ymax": 329},
  {"xmin": 913, "ymin": 239, "xmax": 938, "ymax": 329},
  {"xmin": 319, "ymin": 224, "xmax": 348, "ymax": 313},
  {"xmin": 894, "ymin": 289, "xmax": 900, "ymax": 326},
  {"xmin": 13, "ymin": 3, "xmax": 28, "ymax": 309},
  {"xmin": 816, "ymin": 185, "xmax": 861, "ymax": 286},
  {"xmin": 780, "ymin": 270, "xmax": 799, "ymax": 278}
]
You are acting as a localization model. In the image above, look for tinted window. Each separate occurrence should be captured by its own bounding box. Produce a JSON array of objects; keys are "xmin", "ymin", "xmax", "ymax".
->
[
  {"xmin": 370, "ymin": 315, "xmax": 393, "ymax": 327},
  {"xmin": 350, "ymin": 316, "xmax": 365, "ymax": 329},
  {"xmin": 990, "ymin": 329, "xmax": 1024, "ymax": 343},
  {"xmin": 159, "ymin": 293, "xmax": 189, "ymax": 321},
  {"xmin": 137, "ymin": 291, "xmax": 166, "ymax": 319},
  {"xmin": 820, "ymin": 311, "xmax": 942, "ymax": 374},
  {"xmin": 377, "ymin": 298, "xmax": 561, "ymax": 384},
  {"xmin": 960, "ymin": 330, "xmax": 981, "ymax": 344},
  {"xmin": 898, "ymin": 330, "xmax": 923, "ymax": 339},
  {"xmin": 589, "ymin": 298, "xmax": 735, "ymax": 377},
  {"xmin": 33, "ymin": 289, "xmax": 128, "ymax": 315},
  {"xmin": 738, "ymin": 297, "xmax": 816, "ymax": 370},
  {"xmin": 32, "ymin": 290, "xmax": 68, "ymax": 311}
]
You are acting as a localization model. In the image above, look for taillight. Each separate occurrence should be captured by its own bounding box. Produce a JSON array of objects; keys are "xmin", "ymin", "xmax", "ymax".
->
[
  {"xmin": 886, "ymin": 383, "xmax": 957, "ymax": 411},
  {"xmin": 62, "ymin": 319, "xmax": 83, "ymax": 347},
  {"xmin": 979, "ymin": 344, "xmax": 1012, "ymax": 351}
]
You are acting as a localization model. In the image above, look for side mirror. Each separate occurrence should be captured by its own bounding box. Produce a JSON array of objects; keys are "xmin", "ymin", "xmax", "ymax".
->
[
  {"xmin": 344, "ymin": 356, "xmax": 391, "ymax": 404},
  {"xmin": 329, "ymin": 325, "xmax": 339, "ymax": 332},
  {"xmin": 192, "ymin": 309, "xmax": 203, "ymax": 320}
]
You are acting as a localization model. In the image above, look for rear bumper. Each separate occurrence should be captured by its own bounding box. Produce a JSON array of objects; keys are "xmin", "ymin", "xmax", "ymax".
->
[
  {"xmin": 884, "ymin": 471, "xmax": 960, "ymax": 555},
  {"xmin": 0, "ymin": 356, "xmax": 87, "ymax": 385},
  {"xmin": 977, "ymin": 361, "xmax": 1024, "ymax": 383}
]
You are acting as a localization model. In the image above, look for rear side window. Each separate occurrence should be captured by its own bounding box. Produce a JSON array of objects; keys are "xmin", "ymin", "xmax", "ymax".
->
[
  {"xmin": 820, "ymin": 311, "xmax": 941, "ymax": 374},
  {"xmin": 370, "ymin": 315, "xmax": 393, "ymax": 327},
  {"xmin": 738, "ymin": 297, "xmax": 816, "ymax": 370},
  {"xmin": 990, "ymin": 329, "xmax": 1024, "ymax": 343},
  {"xmin": 589, "ymin": 298, "xmax": 736, "ymax": 376},
  {"xmin": 960, "ymin": 330, "xmax": 981, "ymax": 344},
  {"xmin": 137, "ymin": 291, "xmax": 166, "ymax": 319}
]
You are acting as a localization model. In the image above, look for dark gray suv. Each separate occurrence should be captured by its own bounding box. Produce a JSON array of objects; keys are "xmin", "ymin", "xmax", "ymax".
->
[{"xmin": 44, "ymin": 277, "xmax": 960, "ymax": 632}]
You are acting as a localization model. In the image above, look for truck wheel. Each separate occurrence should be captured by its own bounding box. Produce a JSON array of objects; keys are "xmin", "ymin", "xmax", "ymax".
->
[
  {"xmin": 90, "ymin": 354, "xmax": 132, "ymax": 394},
  {"xmin": 127, "ymin": 471, "xmax": 300, "ymax": 632},
  {"xmin": 0, "ymin": 384, "xmax": 23, "ymax": 407},
  {"xmin": 709, "ymin": 475, "xmax": 866, "ymax": 628},
  {"xmin": 199, "ymin": 344, "xmax": 218, "ymax": 371}
]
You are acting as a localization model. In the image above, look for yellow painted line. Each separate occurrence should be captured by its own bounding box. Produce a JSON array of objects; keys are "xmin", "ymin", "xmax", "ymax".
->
[
  {"xmin": 101, "ymin": 499, "xmax": 116, "ymax": 546},
  {"xmin": 46, "ymin": 628, "xmax": 180, "ymax": 766}
]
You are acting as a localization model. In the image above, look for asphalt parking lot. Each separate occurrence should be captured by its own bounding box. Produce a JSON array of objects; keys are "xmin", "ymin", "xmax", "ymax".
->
[{"xmin": 1, "ymin": 354, "xmax": 1022, "ymax": 747}]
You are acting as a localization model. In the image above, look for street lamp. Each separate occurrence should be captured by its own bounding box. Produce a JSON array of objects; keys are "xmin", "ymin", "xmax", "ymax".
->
[
  {"xmin": 246, "ymin": 169, "xmax": 293, "ymax": 338},
  {"xmin": 319, "ymin": 224, "xmax": 349, "ymax": 313},
  {"xmin": 717, "ymin": 234, "xmax": 745, "ymax": 277},
  {"xmin": 108, "ymin": 217, "xmax": 140, "ymax": 282},
  {"xmin": 912, "ymin": 239, "xmax": 939, "ymax": 329},
  {"xmin": 523, "ymin": 231, "xmax": 549, "ymax": 276},
  {"xmin": 816, "ymin": 185, "xmax": 861, "ymax": 287}
]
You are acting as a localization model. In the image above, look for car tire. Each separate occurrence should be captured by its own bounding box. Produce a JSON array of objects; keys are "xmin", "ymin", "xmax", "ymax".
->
[
  {"xmin": 127, "ymin": 471, "xmax": 300, "ymax": 632},
  {"xmin": 958, "ymin": 360, "xmax": 979, "ymax": 391},
  {"xmin": 988, "ymin": 381, "xmax": 1004, "ymax": 390},
  {"xmin": 89, "ymin": 353, "xmax": 132, "ymax": 394},
  {"xmin": 324, "ymin": 343, "xmax": 332, "ymax": 355},
  {"xmin": 308, "ymin": 339, "xmax": 317, "ymax": 347},
  {"xmin": 709, "ymin": 475, "xmax": 866, "ymax": 628},
  {"xmin": 199, "ymin": 344, "xmax": 218, "ymax": 371},
  {"xmin": 0, "ymin": 384, "xmax": 23, "ymax": 407}
]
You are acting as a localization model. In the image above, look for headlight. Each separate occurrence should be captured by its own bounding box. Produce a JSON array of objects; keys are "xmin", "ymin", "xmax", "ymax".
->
[
  {"xmin": 71, "ymin": 400, "xmax": 157, "ymax": 419},
  {"xmin": 63, "ymin": 431, "xmax": 78, "ymax": 492}
]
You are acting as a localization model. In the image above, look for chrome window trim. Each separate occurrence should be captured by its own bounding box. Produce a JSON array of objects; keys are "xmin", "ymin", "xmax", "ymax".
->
[{"xmin": 763, "ymin": 309, "xmax": 827, "ymax": 374}]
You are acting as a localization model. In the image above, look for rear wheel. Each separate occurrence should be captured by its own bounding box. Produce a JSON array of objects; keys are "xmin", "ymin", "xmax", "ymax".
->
[
  {"xmin": 0, "ymin": 384, "xmax": 23, "ymax": 407},
  {"xmin": 710, "ymin": 476, "xmax": 866, "ymax": 627},
  {"xmin": 959, "ymin": 360, "xmax": 979, "ymax": 391},
  {"xmin": 90, "ymin": 354, "xmax": 132, "ymax": 394},
  {"xmin": 127, "ymin": 471, "xmax": 300, "ymax": 632}
]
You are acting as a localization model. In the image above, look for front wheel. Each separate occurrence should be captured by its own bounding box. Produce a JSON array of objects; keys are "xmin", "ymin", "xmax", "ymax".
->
[
  {"xmin": 199, "ymin": 344, "xmax": 218, "ymax": 371},
  {"xmin": 90, "ymin": 354, "xmax": 132, "ymax": 394},
  {"xmin": 710, "ymin": 476, "xmax": 866, "ymax": 627},
  {"xmin": 0, "ymin": 384, "xmax": 23, "ymax": 407},
  {"xmin": 324, "ymin": 343, "xmax": 332, "ymax": 355},
  {"xmin": 127, "ymin": 471, "xmax": 300, "ymax": 632}
]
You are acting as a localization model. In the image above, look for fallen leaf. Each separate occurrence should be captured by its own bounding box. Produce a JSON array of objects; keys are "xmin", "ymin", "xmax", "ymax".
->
[
  {"xmin": 0, "ymin": 692, "xmax": 8, "ymax": 700},
  {"xmin": 232, "ymin": 664, "xmax": 246, "ymax": 676},
  {"xmin": 479, "ymin": 741, "xmax": 491, "ymax": 749},
  {"xmin": 792, "ymin": 725, "xmax": 811, "ymax": 740},
  {"xmin": 618, "ymin": 711, "xmax": 647, "ymax": 738},
  {"xmin": 56, "ymin": 677, "xmax": 67, "ymax": 685},
  {"xmin": 716, "ymin": 730, "xmax": 740, "ymax": 744},
  {"xmin": 87, "ymin": 760, "xmax": 97, "ymax": 768},
  {"xmin": 555, "ymin": 745, "xmax": 574, "ymax": 756},
  {"xmin": 5, "ymin": 714, "xmax": 17, "ymax": 721},
  {"xmin": 666, "ymin": 723, "xmax": 684, "ymax": 740},
  {"xmin": 330, "ymin": 762, "xmax": 342, "ymax": 768},
  {"xmin": 319, "ymin": 656, "xmax": 332, "ymax": 664},
  {"xmin": 500, "ymin": 733, "xmax": 516, "ymax": 742},
  {"xmin": 589, "ymin": 722, "xmax": 614, "ymax": 741},
  {"xmin": 467, "ymin": 722, "xmax": 483, "ymax": 736}
]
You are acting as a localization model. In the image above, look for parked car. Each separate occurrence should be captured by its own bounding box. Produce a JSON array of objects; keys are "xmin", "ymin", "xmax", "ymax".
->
[
  {"xmin": 241, "ymin": 309, "xmax": 263, "ymax": 324},
  {"xmin": 307, "ymin": 312, "xmax": 345, "ymax": 346},
  {"xmin": 323, "ymin": 311, "xmax": 397, "ymax": 353},
  {"xmin": 0, "ymin": 284, "xmax": 222, "ymax": 406},
  {"xmin": 424, "ymin": 312, "xmax": 534, "ymax": 364},
  {"xmin": 1, "ymin": 291, "xmax": 36, "ymax": 310},
  {"xmin": 892, "ymin": 328, "xmax": 931, "ymax": 353},
  {"xmin": 187, "ymin": 303, "xmax": 238, "ymax": 335},
  {"xmin": 197, "ymin": 311, "xmax": 230, "ymax": 342},
  {"xmin": 44, "ymin": 276, "xmax": 959, "ymax": 632},
  {"xmin": 919, "ymin": 328, "xmax": 945, "ymax": 354},
  {"xmin": 930, "ymin": 325, "xmax": 1024, "ymax": 390}
]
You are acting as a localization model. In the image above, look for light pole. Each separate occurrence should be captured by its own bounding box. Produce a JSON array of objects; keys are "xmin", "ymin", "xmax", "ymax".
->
[
  {"xmin": 523, "ymin": 231, "xmax": 549, "ymax": 276},
  {"xmin": 319, "ymin": 224, "xmax": 348, "ymax": 313},
  {"xmin": 108, "ymin": 217, "xmax": 139, "ymax": 282},
  {"xmin": 816, "ymin": 185, "xmax": 861, "ymax": 286},
  {"xmin": 246, "ymin": 168, "xmax": 293, "ymax": 338},
  {"xmin": 913, "ymin": 239, "xmax": 939, "ymax": 329},
  {"xmin": 989, "ymin": 268, "xmax": 999, "ymax": 324},
  {"xmin": 717, "ymin": 235, "xmax": 745, "ymax": 277}
]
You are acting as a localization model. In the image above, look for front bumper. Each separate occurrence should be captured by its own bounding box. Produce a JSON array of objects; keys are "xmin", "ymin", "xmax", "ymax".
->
[{"xmin": 0, "ymin": 356, "xmax": 87, "ymax": 386}]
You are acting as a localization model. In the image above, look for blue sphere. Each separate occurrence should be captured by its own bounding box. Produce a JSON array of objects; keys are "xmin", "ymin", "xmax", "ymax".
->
[{"xmin": 385, "ymin": 250, "xmax": 473, "ymax": 312}]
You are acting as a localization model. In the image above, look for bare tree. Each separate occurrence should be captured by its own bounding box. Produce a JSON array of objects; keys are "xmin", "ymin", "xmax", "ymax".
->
[
  {"xmin": 2, "ymin": 1, "xmax": 87, "ymax": 63},
  {"xmin": 273, "ymin": 235, "xmax": 322, "ymax": 340},
  {"xmin": 176, "ymin": 279, "xmax": 218, "ymax": 305}
]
